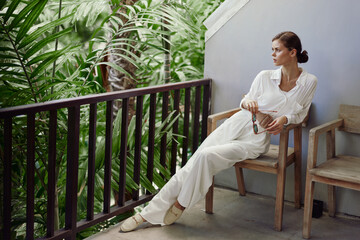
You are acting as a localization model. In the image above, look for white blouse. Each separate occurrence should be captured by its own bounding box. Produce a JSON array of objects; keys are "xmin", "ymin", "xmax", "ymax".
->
[{"xmin": 240, "ymin": 68, "xmax": 318, "ymax": 125}]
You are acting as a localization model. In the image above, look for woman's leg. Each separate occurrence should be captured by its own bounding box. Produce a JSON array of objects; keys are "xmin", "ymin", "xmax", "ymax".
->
[
  {"xmin": 139, "ymin": 120, "xmax": 234, "ymax": 224},
  {"xmin": 177, "ymin": 141, "xmax": 259, "ymax": 209},
  {"xmin": 141, "ymin": 139, "xmax": 261, "ymax": 225}
]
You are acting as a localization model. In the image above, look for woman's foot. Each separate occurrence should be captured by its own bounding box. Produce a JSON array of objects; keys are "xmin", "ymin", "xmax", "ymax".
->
[
  {"xmin": 163, "ymin": 201, "xmax": 185, "ymax": 225},
  {"xmin": 120, "ymin": 213, "xmax": 145, "ymax": 232}
]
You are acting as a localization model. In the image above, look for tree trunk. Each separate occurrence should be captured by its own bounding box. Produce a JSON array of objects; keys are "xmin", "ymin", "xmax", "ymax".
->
[
  {"xmin": 162, "ymin": 18, "xmax": 171, "ymax": 83},
  {"xmin": 104, "ymin": 0, "xmax": 140, "ymax": 118},
  {"xmin": 162, "ymin": 2, "xmax": 171, "ymax": 83}
]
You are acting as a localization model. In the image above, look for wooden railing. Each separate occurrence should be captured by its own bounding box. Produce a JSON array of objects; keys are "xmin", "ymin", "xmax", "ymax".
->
[{"xmin": 0, "ymin": 79, "xmax": 211, "ymax": 240}]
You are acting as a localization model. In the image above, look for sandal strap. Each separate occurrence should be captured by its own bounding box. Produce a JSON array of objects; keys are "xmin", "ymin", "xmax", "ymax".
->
[
  {"xmin": 170, "ymin": 205, "xmax": 183, "ymax": 216},
  {"xmin": 132, "ymin": 216, "xmax": 140, "ymax": 224},
  {"xmin": 132, "ymin": 213, "xmax": 144, "ymax": 224}
]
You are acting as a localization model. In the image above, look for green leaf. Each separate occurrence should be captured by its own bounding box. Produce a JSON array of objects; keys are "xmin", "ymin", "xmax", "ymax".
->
[
  {"xmin": 0, "ymin": 70, "xmax": 25, "ymax": 77},
  {"xmin": 2, "ymin": 0, "xmax": 22, "ymax": 24},
  {"xmin": 26, "ymin": 51, "xmax": 55, "ymax": 66},
  {"xmin": 0, "ymin": 53, "xmax": 17, "ymax": 60},
  {"xmin": 29, "ymin": 45, "xmax": 77, "ymax": 79},
  {"xmin": 3, "ymin": 80, "xmax": 29, "ymax": 90},
  {"xmin": 19, "ymin": 13, "xmax": 74, "ymax": 49},
  {"xmin": 101, "ymin": 50, "xmax": 141, "ymax": 69},
  {"xmin": 110, "ymin": 15, "xmax": 124, "ymax": 27},
  {"xmin": 0, "ymin": 62, "xmax": 21, "ymax": 68},
  {"xmin": 0, "ymin": 0, "xmax": 7, "ymax": 12},
  {"xmin": 23, "ymin": 27, "xmax": 73, "ymax": 60},
  {"xmin": 8, "ymin": 0, "xmax": 39, "ymax": 31},
  {"xmin": 0, "ymin": 47, "xmax": 14, "ymax": 52},
  {"xmin": 95, "ymin": 61, "xmax": 132, "ymax": 79},
  {"xmin": 126, "ymin": 5, "xmax": 137, "ymax": 16},
  {"xmin": 15, "ymin": 0, "xmax": 48, "ymax": 44},
  {"xmin": 27, "ymin": 44, "xmax": 78, "ymax": 66}
]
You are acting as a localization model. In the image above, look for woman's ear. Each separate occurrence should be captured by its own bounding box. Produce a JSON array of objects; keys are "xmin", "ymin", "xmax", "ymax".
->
[{"xmin": 290, "ymin": 48, "xmax": 297, "ymax": 57}]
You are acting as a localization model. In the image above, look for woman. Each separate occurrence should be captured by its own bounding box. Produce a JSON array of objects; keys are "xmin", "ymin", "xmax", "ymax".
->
[{"xmin": 120, "ymin": 31, "xmax": 317, "ymax": 232}]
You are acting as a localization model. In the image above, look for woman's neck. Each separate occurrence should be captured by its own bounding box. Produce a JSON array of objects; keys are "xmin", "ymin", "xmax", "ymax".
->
[{"xmin": 281, "ymin": 64, "xmax": 301, "ymax": 83}]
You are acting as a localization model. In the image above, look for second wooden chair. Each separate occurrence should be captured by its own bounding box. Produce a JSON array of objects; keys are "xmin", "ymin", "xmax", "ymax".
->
[{"xmin": 302, "ymin": 104, "xmax": 360, "ymax": 239}]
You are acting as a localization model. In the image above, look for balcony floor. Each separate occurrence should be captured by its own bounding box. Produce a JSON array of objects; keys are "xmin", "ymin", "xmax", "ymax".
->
[{"xmin": 87, "ymin": 187, "xmax": 360, "ymax": 240}]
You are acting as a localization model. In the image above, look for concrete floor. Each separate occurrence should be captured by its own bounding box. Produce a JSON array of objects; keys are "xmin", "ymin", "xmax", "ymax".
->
[{"xmin": 87, "ymin": 187, "xmax": 360, "ymax": 240}]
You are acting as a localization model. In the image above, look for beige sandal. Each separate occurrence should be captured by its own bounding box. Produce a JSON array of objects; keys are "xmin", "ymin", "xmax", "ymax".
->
[
  {"xmin": 164, "ymin": 205, "xmax": 184, "ymax": 225},
  {"xmin": 120, "ymin": 213, "xmax": 144, "ymax": 232}
]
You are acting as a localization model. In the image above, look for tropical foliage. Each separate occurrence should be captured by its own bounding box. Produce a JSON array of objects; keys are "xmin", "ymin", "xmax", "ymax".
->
[{"xmin": 0, "ymin": 0, "xmax": 224, "ymax": 238}]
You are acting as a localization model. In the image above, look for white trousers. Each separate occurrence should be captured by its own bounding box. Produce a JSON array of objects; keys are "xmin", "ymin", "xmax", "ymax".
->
[{"xmin": 141, "ymin": 110, "xmax": 270, "ymax": 225}]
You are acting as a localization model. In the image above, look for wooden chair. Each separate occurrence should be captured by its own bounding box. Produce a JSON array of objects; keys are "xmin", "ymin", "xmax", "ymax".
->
[
  {"xmin": 302, "ymin": 104, "xmax": 360, "ymax": 239},
  {"xmin": 205, "ymin": 107, "xmax": 309, "ymax": 231}
]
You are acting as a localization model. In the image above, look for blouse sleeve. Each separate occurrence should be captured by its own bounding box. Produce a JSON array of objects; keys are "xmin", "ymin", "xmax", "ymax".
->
[
  {"xmin": 240, "ymin": 71, "xmax": 264, "ymax": 109},
  {"xmin": 284, "ymin": 76, "xmax": 318, "ymax": 125}
]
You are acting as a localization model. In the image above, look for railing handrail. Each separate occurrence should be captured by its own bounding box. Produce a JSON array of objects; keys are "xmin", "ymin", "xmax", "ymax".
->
[{"xmin": 0, "ymin": 79, "xmax": 211, "ymax": 118}]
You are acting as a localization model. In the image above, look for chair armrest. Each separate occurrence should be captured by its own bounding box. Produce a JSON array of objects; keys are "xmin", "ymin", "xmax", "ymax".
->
[
  {"xmin": 207, "ymin": 108, "xmax": 241, "ymax": 135},
  {"xmin": 309, "ymin": 119, "xmax": 344, "ymax": 137},
  {"xmin": 283, "ymin": 122, "xmax": 302, "ymax": 133},
  {"xmin": 307, "ymin": 119, "xmax": 344, "ymax": 169}
]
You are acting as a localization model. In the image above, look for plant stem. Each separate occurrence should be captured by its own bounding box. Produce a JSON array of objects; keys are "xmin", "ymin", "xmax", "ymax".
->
[
  {"xmin": 1, "ymin": 22, "xmax": 38, "ymax": 103},
  {"xmin": 51, "ymin": 0, "xmax": 62, "ymax": 96}
]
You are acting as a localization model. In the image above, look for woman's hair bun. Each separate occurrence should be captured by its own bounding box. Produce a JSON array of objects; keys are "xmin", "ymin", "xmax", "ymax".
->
[{"xmin": 298, "ymin": 50, "xmax": 309, "ymax": 63}]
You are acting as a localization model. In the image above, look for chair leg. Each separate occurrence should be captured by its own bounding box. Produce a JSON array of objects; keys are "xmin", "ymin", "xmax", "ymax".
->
[
  {"xmin": 234, "ymin": 165, "xmax": 246, "ymax": 196},
  {"xmin": 302, "ymin": 175, "xmax": 315, "ymax": 239},
  {"xmin": 328, "ymin": 185, "xmax": 336, "ymax": 217},
  {"xmin": 294, "ymin": 154, "xmax": 301, "ymax": 209},
  {"xmin": 205, "ymin": 177, "xmax": 214, "ymax": 214},
  {"xmin": 274, "ymin": 167, "xmax": 286, "ymax": 231},
  {"xmin": 294, "ymin": 126, "xmax": 302, "ymax": 209}
]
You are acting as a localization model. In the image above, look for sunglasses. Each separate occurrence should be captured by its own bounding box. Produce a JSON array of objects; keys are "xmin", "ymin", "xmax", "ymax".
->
[{"xmin": 252, "ymin": 110, "xmax": 278, "ymax": 135}]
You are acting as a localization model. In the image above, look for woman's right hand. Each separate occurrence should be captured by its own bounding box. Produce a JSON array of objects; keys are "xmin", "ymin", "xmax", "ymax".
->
[
  {"xmin": 242, "ymin": 99, "xmax": 259, "ymax": 114},
  {"xmin": 256, "ymin": 112, "xmax": 273, "ymax": 129}
]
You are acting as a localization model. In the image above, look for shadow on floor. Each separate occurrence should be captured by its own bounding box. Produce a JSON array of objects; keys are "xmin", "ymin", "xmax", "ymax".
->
[{"xmin": 87, "ymin": 187, "xmax": 360, "ymax": 240}]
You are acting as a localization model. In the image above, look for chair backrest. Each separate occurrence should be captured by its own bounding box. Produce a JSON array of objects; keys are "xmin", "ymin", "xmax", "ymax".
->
[
  {"xmin": 338, "ymin": 104, "xmax": 360, "ymax": 134},
  {"xmin": 301, "ymin": 104, "xmax": 312, "ymax": 128}
]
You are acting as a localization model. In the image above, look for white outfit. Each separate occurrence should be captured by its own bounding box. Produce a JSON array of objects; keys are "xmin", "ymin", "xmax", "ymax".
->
[{"xmin": 141, "ymin": 68, "xmax": 317, "ymax": 225}]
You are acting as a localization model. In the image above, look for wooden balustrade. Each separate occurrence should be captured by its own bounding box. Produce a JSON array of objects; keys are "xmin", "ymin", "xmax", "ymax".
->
[{"xmin": 0, "ymin": 79, "xmax": 211, "ymax": 240}]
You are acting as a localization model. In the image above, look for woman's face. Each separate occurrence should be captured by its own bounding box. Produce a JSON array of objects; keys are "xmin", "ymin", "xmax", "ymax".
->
[{"xmin": 271, "ymin": 39, "xmax": 296, "ymax": 66}]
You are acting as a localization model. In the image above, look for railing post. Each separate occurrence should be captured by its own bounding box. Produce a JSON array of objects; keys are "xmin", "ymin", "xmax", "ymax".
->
[
  {"xmin": 160, "ymin": 91, "xmax": 169, "ymax": 176},
  {"xmin": 192, "ymin": 86, "xmax": 201, "ymax": 153},
  {"xmin": 133, "ymin": 96, "xmax": 143, "ymax": 200},
  {"xmin": 147, "ymin": 93, "xmax": 156, "ymax": 194},
  {"xmin": 47, "ymin": 110, "xmax": 57, "ymax": 237},
  {"xmin": 104, "ymin": 101, "xmax": 113, "ymax": 213},
  {"xmin": 87, "ymin": 104, "xmax": 97, "ymax": 220},
  {"xmin": 182, "ymin": 88, "xmax": 191, "ymax": 167},
  {"xmin": 171, "ymin": 89, "xmax": 180, "ymax": 175},
  {"xmin": 3, "ymin": 118, "xmax": 12, "ymax": 240},
  {"xmin": 26, "ymin": 113, "xmax": 35, "ymax": 240},
  {"xmin": 119, "ymin": 98, "xmax": 129, "ymax": 206},
  {"xmin": 201, "ymin": 84, "xmax": 210, "ymax": 142},
  {"xmin": 65, "ymin": 106, "xmax": 80, "ymax": 240}
]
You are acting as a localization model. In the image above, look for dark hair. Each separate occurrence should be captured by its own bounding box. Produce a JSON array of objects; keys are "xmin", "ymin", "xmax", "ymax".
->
[{"xmin": 272, "ymin": 31, "xmax": 309, "ymax": 63}]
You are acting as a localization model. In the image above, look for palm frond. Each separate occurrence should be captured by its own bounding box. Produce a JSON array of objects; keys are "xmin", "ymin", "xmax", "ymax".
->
[
  {"xmin": 0, "ymin": 0, "xmax": 82, "ymax": 106},
  {"xmin": 50, "ymin": 0, "xmax": 110, "ymax": 27}
]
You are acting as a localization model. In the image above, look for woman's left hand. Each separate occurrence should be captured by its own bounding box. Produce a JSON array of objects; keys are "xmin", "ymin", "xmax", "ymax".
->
[{"xmin": 266, "ymin": 116, "xmax": 288, "ymax": 135}]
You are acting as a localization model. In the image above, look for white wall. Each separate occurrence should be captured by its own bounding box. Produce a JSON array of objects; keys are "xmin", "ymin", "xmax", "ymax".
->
[{"xmin": 204, "ymin": 0, "xmax": 360, "ymax": 216}]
